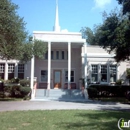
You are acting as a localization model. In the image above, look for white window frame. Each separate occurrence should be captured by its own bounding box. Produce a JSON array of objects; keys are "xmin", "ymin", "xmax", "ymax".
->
[
  {"xmin": 109, "ymin": 65, "xmax": 117, "ymax": 82},
  {"xmin": 101, "ymin": 65, "xmax": 107, "ymax": 82},
  {"xmin": 91, "ymin": 64, "xmax": 98, "ymax": 82},
  {"xmin": 18, "ymin": 64, "xmax": 24, "ymax": 73},
  {"xmin": 64, "ymin": 70, "xmax": 75, "ymax": 83},
  {"xmin": 0, "ymin": 64, "xmax": 5, "ymax": 73},
  {"xmin": 41, "ymin": 70, "xmax": 48, "ymax": 82},
  {"xmin": 8, "ymin": 64, "xmax": 15, "ymax": 73}
]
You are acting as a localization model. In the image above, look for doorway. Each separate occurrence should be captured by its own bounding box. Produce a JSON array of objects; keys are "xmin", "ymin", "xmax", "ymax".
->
[{"xmin": 53, "ymin": 70, "xmax": 62, "ymax": 89}]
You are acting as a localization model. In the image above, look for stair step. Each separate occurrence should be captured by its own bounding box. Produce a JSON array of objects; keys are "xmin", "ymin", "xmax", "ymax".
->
[{"xmin": 35, "ymin": 89, "xmax": 84, "ymax": 99}]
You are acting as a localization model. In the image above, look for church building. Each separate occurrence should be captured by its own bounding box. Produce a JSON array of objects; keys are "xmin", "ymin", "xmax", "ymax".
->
[{"xmin": 0, "ymin": 0, "xmax": 128, "ymax": 100}]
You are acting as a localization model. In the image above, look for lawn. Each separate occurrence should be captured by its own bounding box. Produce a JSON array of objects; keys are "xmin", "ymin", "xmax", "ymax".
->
[{"xmin": 0, "ymin": 110, "xmax": 129, "ymax": 130}]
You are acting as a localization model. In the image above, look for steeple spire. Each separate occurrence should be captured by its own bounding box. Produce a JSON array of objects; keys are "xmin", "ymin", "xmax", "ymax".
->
[{"xmin": 53, "ymin": 0, "xmax": 60, "ymax": 32}]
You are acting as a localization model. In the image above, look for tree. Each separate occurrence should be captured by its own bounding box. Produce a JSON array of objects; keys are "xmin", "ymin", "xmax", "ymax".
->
[
  {"xmin": 117, "ymin": 0, "xmax": 130, "ymax": 17},
  {"xmin": 0, "ymin": 0, "xmax": 47, "ymax": 62},
  {"xmin": 80, "ymin": 27, "xmax": 99, "ymax": 45},
  {"xmin": 0, "ymin": 0, "xmax": 27, "ymax": 60},
  {"xmin": 95, "ymin": 5, "xmax": 130, "ymax": 62}
]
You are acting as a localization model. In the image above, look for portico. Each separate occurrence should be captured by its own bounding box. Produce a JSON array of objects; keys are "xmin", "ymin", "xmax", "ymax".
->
[{"xmin": 31, "ymin": 32, "xmax": 87, "ymax": 87}]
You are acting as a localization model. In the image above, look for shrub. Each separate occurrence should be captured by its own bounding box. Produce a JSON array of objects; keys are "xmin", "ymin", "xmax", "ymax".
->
[
  {"xmin": 20, "ymin": 87, "xmax": 31, "ymax": 97},
  {"xmin": 11, "ymin": 78, "xmax": 20, "ymax": 83},
  {"xmin": 87, "ymin": 84, "xmax": 130, "ymax": 98},
  {"xmin": 11, "ymin": 85, "xmax": 22, "ymax": 97},
  {"xmin": 19, "ymin": 79, "xmax": 30, "ymax": 87},
  {"xmin": 116, "ymin": 79, "xmax": 122, "ymax": 85},
  {"xmin": 87, "ymin": 87, "xmax": 98, "ymax": 98}
]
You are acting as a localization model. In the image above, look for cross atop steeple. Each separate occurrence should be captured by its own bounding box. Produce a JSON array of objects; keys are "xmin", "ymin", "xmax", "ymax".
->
[{"xmin": 53, "ymin": 0, "xmax": 60, "ymax": 32}]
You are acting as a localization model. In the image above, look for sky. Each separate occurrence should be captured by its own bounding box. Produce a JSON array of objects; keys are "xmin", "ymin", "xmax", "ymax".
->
[{"xmin": 11, "ymin": 0, "xmax": 121, "ymax": 35}]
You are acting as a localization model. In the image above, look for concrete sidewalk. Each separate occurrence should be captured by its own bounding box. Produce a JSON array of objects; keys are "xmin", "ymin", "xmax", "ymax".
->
[{"xmin": 0, "ymin": 100, "xmax": 129, "ymax": 112}]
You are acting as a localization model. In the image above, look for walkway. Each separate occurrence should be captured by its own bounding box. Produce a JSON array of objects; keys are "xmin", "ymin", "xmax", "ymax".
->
[{"xmin": 0, "ymin": 100, "xmax": 129, "ymax": 112}]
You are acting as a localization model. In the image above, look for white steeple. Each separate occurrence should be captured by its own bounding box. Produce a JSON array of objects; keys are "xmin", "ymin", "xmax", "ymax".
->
[{"xmin": 53, "ymin": 0, "xmax": 60, "ymax": 32}]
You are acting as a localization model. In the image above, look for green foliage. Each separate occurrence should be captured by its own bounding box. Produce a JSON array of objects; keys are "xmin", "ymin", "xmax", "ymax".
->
[
  {"xmin": 19, "ymin": 42, "xmax": 33, "ymax": 63},
  {"xmin": 0, "ymin": 0, "xmax": 47, "ymax": 62},
  {"xmin": 126, "ymin": 68, "xmax": 130, "ymax": 79},
  {"xmin": 80, "ymin": 27, "xmax": 99, "ymax": 45},
  {"xmin": 33, "ymin": 39, "xmax": 47, "ymax": 59},
  {"xmin": 19, "ymin": 79, "xmax": 30, "ymax": 87},
  {"xmin": 115, "ymin": 79, "xmax": 122, "ymax": 85},
  {"xmin": 95, "ymin": 9, "xmax": 130, "ymax": 62},
  {"xmin": 0, "ymin": 0, "xmax": 27, "ymax": 60},
  {"xmin": 20, "ymin": 87, "xmax": 31, "ymax": 97},
  {"xmin": 11, "ymin": 78, "xmax": 20, "ymax": 83},
  {"xmin": 87, "ymin": 84, "xmax": 130, "ymax": 98}
]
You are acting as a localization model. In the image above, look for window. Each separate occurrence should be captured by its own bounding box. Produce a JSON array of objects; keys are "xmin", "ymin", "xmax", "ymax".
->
[
  {"xmin": 0, "ymin": 64, "xmax": 5, "ymax": 79},
  {"xmin": 67, "ymin": 51, "xmax": 68, "ymax": 60},
  {"xmin": 65, "ymin": 70, "xmax": 74, "ymax": 82},
  {"xmin": 61, "ymin": 51, "xmax": 64, "ymax": 59},
  {"xmin": 51, "ymin": 51, "xmax": 54, "ymax": 59},
  {"xmin": 41, "ymin": 70, "xmax": 48, "ymax": 82},
  {"xmin": 56, "ymin": 51, "xmax": 59, "ymax": 59},
  {"xmin": 45, "ymin": 51, "xmax": 48, "ymax": 59},
  {"xmin": 8, "ymin": 64, "xmax": 15, "ymax": 79},
  {"xmin": 101, "ymin": 65, "xmax": 107, "ymax": 82},
  {"xmin": 18, "ymin": 64, "xmax": 24, "ymax": 79},
  {"xmin": 91, "ymin": 65, "xmax": 98, "ymax": 82},
  {"xmin": 110, "ymin": 65, "xmax": 117, "ymax": 82}
]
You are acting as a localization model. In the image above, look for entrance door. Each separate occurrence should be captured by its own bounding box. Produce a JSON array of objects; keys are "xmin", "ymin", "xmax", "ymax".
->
[{"xmin": 54, "ymin": 70, "xmax": 62, "ymax": 89}]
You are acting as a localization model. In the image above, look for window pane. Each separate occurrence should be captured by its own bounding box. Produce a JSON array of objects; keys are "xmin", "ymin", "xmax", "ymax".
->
[
  {"xmin": 62, "ymin": 51, "xmax": 64, "ymax": 59},
  {"xmin": 110, "ymin": 65, "xmax": 117, "ymax": 82},
  {"xmin": 101, "ymin": 65, "xmax": 107, "ymax": 73},
  {"xmin": 45, "ymin": 52, "xmax": 48, "ymax": 59},
  {"xmin": 92, "ymin": 65, "xmax": 98, "ymax": 73},
  {"xmin": 71, "ymin": 71, "xmax": 74, "ymax": 76},
  {"xmin": 41, "ymin": 70, "xmax": 47, "ymax": 81},
  {"xmin": 51, "ymin": 51, "xmax": 53, "ymax": 59},
  {"xmin": 65, "ymin": 71, "xmax": 74, "ymax": 82},
  {"xmin": 8, "ymin": 64, "xmax": 15, "ymax": 73},
  {"xmin": 101, "ymin": 74, "xmax": 107, "ymax": 82},
  {"xmin": 91, "ymin": 65, "xmax": 98, "ymax": 82},
  {"xmin": 71, "ymin": 77, "xmax": 74, "ymax": 82},
  {"xmin": 56, "ymin": 51, "xmax": 59, "ymax": 59},
  {"xmin": 92, "ymin": 74, "xmax": 98, "ymax": 82}
]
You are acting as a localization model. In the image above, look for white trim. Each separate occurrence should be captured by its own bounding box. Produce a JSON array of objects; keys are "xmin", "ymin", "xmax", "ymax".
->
[
  {"xmin": 68, "ymin": 42, "xmax": 71, "ymax": 89},
  {"xmin": 47, "ymin": 41, "xmax": 51, "ymax": 89},
  {"xmin": 64, "ymin": 69, "xmax": 75, "ymax": 83}
]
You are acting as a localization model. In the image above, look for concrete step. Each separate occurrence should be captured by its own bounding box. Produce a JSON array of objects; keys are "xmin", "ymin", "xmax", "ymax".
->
[{"xmin": 35, "ymin": 89, "xmax": 84, "ymax": 100}]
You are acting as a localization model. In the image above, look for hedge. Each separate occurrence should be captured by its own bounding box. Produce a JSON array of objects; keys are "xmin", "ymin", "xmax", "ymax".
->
[
  {"xmin": 3, "ymin": 84, "xmax": 31, "ymax": 98},
  {"xmin": 87, "ymin": 84, "xmax": 130, "ymax": 98}
]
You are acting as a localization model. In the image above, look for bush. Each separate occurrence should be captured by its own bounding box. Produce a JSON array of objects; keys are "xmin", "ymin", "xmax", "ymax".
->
[
  {"xmin": 19, "ymin": 79, "xmax": 30, "ymax": 87},
  {"xmin": 87, "ymin": 87, "xmax": 98, "ymax": 98},
  {"xmin": 20, "ymin": 87, "xmax": 31, "ymax": 97},
  {"xmin": 11, "ymin": 78, "xmax": 20, "ymax": 83},
  {"xmin": 116, "ymin": 79, "xmax": 122, "ymax": 85},
  {"xmin": 87, "ymin": 84, "xmax": 130, "ymax": 99}
]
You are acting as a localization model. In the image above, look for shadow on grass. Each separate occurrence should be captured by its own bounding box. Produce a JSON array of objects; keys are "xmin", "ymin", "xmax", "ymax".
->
[{"xmin": 58, "ymin": 111, "xmax": 130, "ymax": 130}]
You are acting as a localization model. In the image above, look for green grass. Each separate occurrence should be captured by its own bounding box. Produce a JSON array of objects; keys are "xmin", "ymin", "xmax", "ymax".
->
[{"xmin": 0, "ymin": 110, "xmax": 129, "ymax": 130}]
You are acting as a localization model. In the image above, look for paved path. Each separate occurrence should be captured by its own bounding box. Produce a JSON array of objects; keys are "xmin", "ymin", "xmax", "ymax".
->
[{"xmin": 0, "ymin": 100, "xmax": 129, "ymax": 112}]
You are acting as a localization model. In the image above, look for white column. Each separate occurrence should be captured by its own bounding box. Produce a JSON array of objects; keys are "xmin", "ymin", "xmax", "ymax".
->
[
  {"xmin": 4, "ymin": 61, "xmax": 8, "ymax": 80},
  {"xmin": 84, "ymin": 43, "xmax": 87, "ymax": 88},
  {"xmin": 14, "ymin": 62, "xmax": 18, "ymax": 78},
  {"xmin": 68, "ymin": 42, "xmax": 71, "ymax": 89},
  {"xmin": 107, "ymin": 63, "xmax": 110, "ymax": 83},
  {"xmin": 30, "ymin": 55, "xmax": 34, "ymax": 99},
  {"xmin": 98, "ymin": 64, "xmax": 101, "ymax": 82},
  {"xmin": 47, "ymin": 41, "xmax": 51, "ymax": 89}
]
